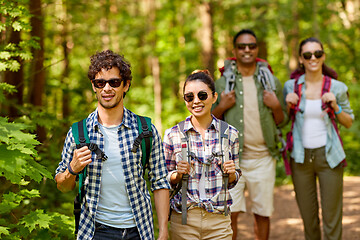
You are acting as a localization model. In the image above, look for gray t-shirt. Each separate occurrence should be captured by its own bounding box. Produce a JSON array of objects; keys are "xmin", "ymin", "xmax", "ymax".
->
[{"xmin": 95, "ymin": 124, "xmax": 136, "ymax": 228}]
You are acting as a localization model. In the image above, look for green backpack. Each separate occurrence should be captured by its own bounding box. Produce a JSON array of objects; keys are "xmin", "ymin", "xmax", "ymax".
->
[{"xmin": 71, "ymin": 115, "xmax": 153, "ymax": 235}]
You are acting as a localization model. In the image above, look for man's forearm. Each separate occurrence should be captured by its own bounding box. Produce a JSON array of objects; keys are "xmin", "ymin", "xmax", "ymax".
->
[
  {"xmin": 271, "ymin": 103, "xmax": 284, "ymax": 125},
  {"xmin": 153, "ymin": 189, "xmax": 169, "ymax": 239},
  {"xmin": 55, "ymin": 170, "xmax": 77, "ymax": 193},
  {"xmin": 212, "ymin": 104, "xmax": 226, "ymax": 119}
]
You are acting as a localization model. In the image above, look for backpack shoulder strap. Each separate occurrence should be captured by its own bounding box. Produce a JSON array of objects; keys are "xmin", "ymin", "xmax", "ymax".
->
[
  {"xmin": 139, "ymin": 115, "xmax": 152, "ymax": 169},
  {"xmin": 72, "ymin": 119, "xmax": 90, "ymax": 148},
  {"xmin": 321, "ymin": 75, "xmax": 332, "ymax": 110},
  {"xmin": 131, "ymin": 115, "xmax": 153, "ymax": 170},
  {"xmin": 223, "ymin": 59, "xmax": 237, "ymax": 93},
  {"xmin": 257, "ymin": 63, "xmax": 276, "ymax": 92},
  {"xmin": 71, "ymin": 119, "xmax": 89, "ymax": 235}
]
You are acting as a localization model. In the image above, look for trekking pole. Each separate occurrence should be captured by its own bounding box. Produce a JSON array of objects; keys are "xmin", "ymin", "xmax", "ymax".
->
[{"xmin": 181, "ymin": 142, "xmax": 189, "ymax": 225}]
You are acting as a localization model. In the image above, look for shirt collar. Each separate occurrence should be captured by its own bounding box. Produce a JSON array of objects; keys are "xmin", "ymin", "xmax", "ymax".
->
[
  {"xmin": 182, "ymin": 115, "xmax": 218, "ymax": 133},
  {"xmin": 88, "ymin": 107, "xmax": 132, "ymax": 131},
  {"xmin": 297, "ymin": 74, "xmax": 306, "ymax": 85}
]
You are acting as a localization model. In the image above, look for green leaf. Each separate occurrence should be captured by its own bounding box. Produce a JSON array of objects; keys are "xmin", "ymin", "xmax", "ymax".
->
[
  {"xmin": 0, "ymin": 226, "xmax": 10, "ymax": 237},
  {"xmin": 0, "ymin": 192, "xmax": 23, "ymax": 214},
  {"xmin": 12, "ymin": 21, "xmax": 22, "ymax": 31},
  {"xmin": 0, "ymin": 51, "xmax": 11, "ymax": 60},
  {"xmin": 0, "ymin": 62, "xmax": 7, "ymax": 71},
  {"xmin": 20, "ymin": 210, "xmax": 52, "ymax": 232}
]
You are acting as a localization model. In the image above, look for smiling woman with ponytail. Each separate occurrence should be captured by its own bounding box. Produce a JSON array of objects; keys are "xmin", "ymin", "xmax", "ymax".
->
[{"xmin": 283, "ymin": 37, "xmax": 354, "ymax": 240}]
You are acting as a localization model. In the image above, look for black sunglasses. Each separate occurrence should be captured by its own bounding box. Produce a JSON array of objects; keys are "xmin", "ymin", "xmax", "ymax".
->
[
  {"xmin": 183, "ymin": 91, "xmax": 209, "ymax": 102},
  {"xmin": 92, "ymin": 78, "xmax": 123, "ymax": 88},
  {"xmin": 236, "ymin": 43, "xmax": 258, "ymax": 50},
  {"xmin": 302, "ymin": 50, "xmax": 324, "ymax": 60}
]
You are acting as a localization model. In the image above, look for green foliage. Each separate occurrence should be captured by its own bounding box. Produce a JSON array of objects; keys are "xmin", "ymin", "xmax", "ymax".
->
[
  {"xmin": 0, "ymin": 117, "xmax": 52, "ymax": 183},
  {"xmin": 0, "ymin": 0, "xmax": 38, "ymax": 72},
  {"xmin": 0, "ymin": 83, "xmax": 16, "ymax": 103}
]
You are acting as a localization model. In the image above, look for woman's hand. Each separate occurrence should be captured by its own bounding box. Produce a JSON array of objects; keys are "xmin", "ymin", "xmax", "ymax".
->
[
  {"xmin": 322, "ymin": 92, "xmax": 338, "ymax": 110},
  {"xmin": 285, "ymin": 92, "xmax": 299, "ymax": 107},
  {"xmin": 221, "ymin": 160, "xmax": 237, "ymax": 183},
  {"xmin": 176, "ymin": 161, "xmax": 191, "ymax": 177},
  {"xmin": 170, "ymin": 160, "xmax": 192, "ymax": 185}
]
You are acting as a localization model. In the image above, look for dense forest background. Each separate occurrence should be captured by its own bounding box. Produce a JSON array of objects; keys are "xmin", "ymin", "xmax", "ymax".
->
[{"xmin": 1, "ymin": 0, "xmax": 359, "ymax": 238}]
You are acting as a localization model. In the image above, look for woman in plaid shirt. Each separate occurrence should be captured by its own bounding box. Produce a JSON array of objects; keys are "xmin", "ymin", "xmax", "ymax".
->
[{"xmin": 163, "ymin": 70, "xmax": 241, "ymax": 240}]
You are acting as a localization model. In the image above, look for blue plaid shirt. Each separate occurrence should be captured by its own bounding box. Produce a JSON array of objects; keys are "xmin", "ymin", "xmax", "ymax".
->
[
  {"xmin": 283, "ymin": 75, "xmax": 355, "ymax": 168},
  {"xmin": 163, "ymin": 116, "xmax": 240, "ymax": 214},
  {"xmin": 55, "ymin": 108, "xmax": 170, "ymax": 240}
]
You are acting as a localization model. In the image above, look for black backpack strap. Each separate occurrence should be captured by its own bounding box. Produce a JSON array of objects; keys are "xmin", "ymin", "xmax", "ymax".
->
[
  {"xmin": 71, "ymin": 118, "xmax": 106, "ymax": 235},
  {"xmin": 131, "ymin": 115, "xmax": 153, "ymax": 170}
]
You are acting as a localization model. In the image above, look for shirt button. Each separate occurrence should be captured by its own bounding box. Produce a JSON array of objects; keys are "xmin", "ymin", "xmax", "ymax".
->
[
  {"xmin": 239, "ymin": 91, "xmax": 243, "ymax": 95},
  {"xmin": 240, "ymin": 148, "xmax": 243, "ymax": 152},
  {"xmin": 240, "ymin": 119, "xmax": 243, "ymax": 123},
  {"xmin": 239, "ymin": 133, "xmax": 243, "ymax": 137},
  {"xmin": 240, "ymin": 105, "xmax": 243, "ymax": 108}
]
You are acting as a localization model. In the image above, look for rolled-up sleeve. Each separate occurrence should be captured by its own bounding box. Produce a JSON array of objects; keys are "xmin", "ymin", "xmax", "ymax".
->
[
  {"xmin": 148, "ymin": 124, "xmax": 171, "ymax": 192},
  {"xmin": 55, "ymin": 129, "xmax": 76, "ymax": 178}
]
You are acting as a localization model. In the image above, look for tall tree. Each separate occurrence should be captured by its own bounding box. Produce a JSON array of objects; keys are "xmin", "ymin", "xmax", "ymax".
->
[
  {"xmin": 4, "ymin": 28, "xmax": 23, "ymax": 119},
  {"xmin": 29, "ymin": 0, "xmax": 46, "ymax": 142},
  {"xmin": 198, "ymin": 1, "xmax": 215, "ymax": 76},
  {"xmin": 146, "ymin": 0, "xmax": 162, "ymax": 132}
]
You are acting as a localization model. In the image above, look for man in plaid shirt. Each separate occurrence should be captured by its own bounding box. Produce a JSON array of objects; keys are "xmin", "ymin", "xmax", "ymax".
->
[{"xmin": 55, "ymin": 50, "xmax": 170, "ymax": 240}]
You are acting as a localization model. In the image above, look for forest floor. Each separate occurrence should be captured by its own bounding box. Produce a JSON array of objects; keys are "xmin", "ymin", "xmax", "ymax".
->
[{"xmin": 234, "ymin": 176, "xmax": 360, "ymax": 240}]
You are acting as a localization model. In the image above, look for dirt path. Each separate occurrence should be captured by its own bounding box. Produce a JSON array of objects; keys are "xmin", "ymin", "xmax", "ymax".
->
[{"xmin": 235, "ymin": 176, "xmax": 360, "ymax": 240}]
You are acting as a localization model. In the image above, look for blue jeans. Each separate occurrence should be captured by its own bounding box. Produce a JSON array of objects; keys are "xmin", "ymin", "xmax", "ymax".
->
[{"xmin": 93, "ymin": 222, "xmax": 140, "ymax": 240}]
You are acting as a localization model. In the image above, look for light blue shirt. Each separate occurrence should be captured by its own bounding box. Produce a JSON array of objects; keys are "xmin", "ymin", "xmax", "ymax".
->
[
  {"xmin": 283, "ymin": 75, "xmax": 354, "ymax": 168},
  {"xmin": 95, "ymin": 124, "xmax": 136, "ymax": 228}
]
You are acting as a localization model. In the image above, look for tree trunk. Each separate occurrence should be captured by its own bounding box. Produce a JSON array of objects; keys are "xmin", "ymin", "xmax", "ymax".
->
[
  {"xmin": 4, "ymin": 29, "xmax": 24, "ymax": 120},
  {"xmin": 289, "ymin": 0, "xmax": 300, "ymax": 72},
  {"xmin": 152, "ymin": 57, "xmax": 162, "ymax": 133},
  {"xmin": 198, "ymin": 1, "xmax": 215, "ymax": 77},
  {"xmin": 29, "ymin": 0, "xmax": 46, "ymax": 142},
  {"xmin": 61, "ymin": 8, "xmax": 70, "ymax": 119},
  {"xmin": 146, "ymin": 0, "xmax": 162, "ymax": 132}
]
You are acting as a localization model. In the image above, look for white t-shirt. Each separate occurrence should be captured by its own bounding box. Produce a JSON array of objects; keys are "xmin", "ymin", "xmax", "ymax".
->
[{"xmin": 302, "ymin": 99, "xmax": 327, "ymax": 149}]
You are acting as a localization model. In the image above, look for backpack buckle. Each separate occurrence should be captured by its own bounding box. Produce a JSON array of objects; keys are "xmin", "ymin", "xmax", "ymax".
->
[
  {"xmin": 142, "ymin": 130, "xmax": 152, "ymax": 138},
  {"xmin": 88, "ymin": 143, "xmax": 98, "ymax": 152}
]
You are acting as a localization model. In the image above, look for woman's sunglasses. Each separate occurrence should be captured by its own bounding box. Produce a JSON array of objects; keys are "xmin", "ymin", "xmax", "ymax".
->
[
  {"xmin": 302, "ymin": 50, "xmax": 324, "ymax": 60},
  {"xmin": 236, "ymin": 43, "xmax": 258, "ymax": 50},
  {"xmin": 92, "ymin": 78, "xmax": 123, "ymax": 88},
  {"xmin": 183, "ymin": 91, "xmax": 209, "ymax": 102}
]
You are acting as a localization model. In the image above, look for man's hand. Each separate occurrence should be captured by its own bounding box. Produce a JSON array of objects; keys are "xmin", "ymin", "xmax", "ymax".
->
[
  {"xmin": 70, "ymin": 146, "xmax": 92, "ymax": 174},
  {"xmin": 55, "ymin": 146, "xmax": 92, "ymax": 193},
  {"xmin": 220, "ymin": 90, "xmax": 236, "ymax": 110},
  {"xmin": 264, "ymin": 90, "xmax": 285, "ymax": 125},
  {"xmin": 153, "ymin": 189, "xmax": 170, "ymax": 240},
  {"xmin": 263, "ymin": 90, "xmax": 280, "ymax": 110},
  {"xmin": 157, "ymin": 229, "xmax": 169, "ymax": 240},
  {"xmin": 212, "ymin": 90, "xmax": 236, "ymax": 119}
]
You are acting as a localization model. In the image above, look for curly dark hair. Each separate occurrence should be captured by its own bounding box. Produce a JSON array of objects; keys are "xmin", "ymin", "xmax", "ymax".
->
[{"xmin": 88, "ymin": 50, "xmax": 132, "ymax": 94}]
